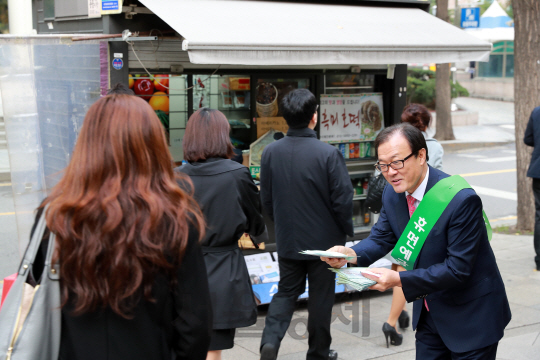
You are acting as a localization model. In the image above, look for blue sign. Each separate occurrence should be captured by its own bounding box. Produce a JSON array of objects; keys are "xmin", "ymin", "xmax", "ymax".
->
[
  {"xmin": 252, "ymin": 281, "xmax": 347, "ymax": 305},
  {"xmin": 102, "ymin": 1, "xmax": 119, "ymax": 11},
  {"xmin": 461, "ymin": 8, "xmax": 480, "ymax": 29},
  {"xmin": 112, "ymin": 58, "xmax": 123, "ymax": 70}
]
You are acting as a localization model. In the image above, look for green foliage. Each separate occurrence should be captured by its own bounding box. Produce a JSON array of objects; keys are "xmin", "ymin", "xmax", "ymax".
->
[
  {"xmin": 452, "ymin": 81, "xmax": 470, "ymax": 99},
  {"xmin": 0, "ymin": 0, "xmax": 8, "ymax": 34},
  {"xmin": 406, "ymin": 69, "xmax": 469, "ymax": 109}
]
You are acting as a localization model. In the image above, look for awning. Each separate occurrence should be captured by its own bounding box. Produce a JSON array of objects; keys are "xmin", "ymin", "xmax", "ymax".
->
[{"xmin": 140, "ymin": 0, "xmax": 492, "ymax": 66}]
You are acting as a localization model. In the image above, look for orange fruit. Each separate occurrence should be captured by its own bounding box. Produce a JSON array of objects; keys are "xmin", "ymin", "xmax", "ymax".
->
[
  {"xmin": 149, "ymin": 92, "xmax": 169, "ymax": 114},
  {"xmin": 128, "ymin": 74, "xmax": 134, "ymax": 89}
]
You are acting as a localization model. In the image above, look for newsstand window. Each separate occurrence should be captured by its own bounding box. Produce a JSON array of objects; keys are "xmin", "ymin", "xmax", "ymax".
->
[
  {"xmin": 323, "ymin": 73, "xmax": 383, "ymax": 234},
  {"xmin": 247, "ymin": 78, "xmax": 311, "ymax": 179},
  {"xmin": 130, "ymin": 74, "xmax": 188, "ymax": 163}
]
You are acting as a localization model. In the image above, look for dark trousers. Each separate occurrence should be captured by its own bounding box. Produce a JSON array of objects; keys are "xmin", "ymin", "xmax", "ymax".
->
[
  {"xmin": 416, "ymin": 308, "xmax": 498, "ymax": 360},
  {"xmin": 533, "ymin": 179, "xmax": 540, "ymax": 269},
  {"xmin": 260, "ymin": 257, "xmax": 336, "ymax": 360}
]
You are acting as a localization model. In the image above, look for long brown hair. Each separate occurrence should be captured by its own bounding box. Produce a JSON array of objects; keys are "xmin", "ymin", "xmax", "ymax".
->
[
  {"xmin": 183, "ymin": 108, "xmax": 234, "ymax": 162},
  {"xmin": 42, "ymin": 94, "xmax": 205, "ymax": 317}
]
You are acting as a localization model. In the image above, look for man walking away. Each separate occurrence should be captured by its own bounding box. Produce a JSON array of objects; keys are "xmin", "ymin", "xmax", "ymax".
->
[
  {"xmin": 524, "ymin": 106, "xmax": 540, "ymax": 271},
  {"xmin": 259, "ymin": 89, "xmax": 354, "ymax": 360}
]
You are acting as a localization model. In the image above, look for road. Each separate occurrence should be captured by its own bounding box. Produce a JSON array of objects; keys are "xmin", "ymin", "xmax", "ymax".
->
[{"xmin": 443, "ymin": 143, "xmax": 517, "ymax": 226}]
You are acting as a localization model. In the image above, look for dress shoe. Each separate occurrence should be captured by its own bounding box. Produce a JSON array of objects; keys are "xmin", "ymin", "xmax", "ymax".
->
[
  {"xmin": 398, "ymin": 310, "xmax": 410, "ymax": 329},
  {"xmin": 328, "ymin": 349, "xmax": 338, "ymax": 360},
  {"xmin": 382, "ymin": 322, "xmax": 403, "ymax": 348},
  {"xmin": 260, "ymin": 343, "xmax": 277, "ymax": 360}
]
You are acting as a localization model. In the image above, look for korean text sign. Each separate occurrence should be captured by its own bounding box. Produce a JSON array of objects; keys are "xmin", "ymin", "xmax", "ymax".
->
[{"xmin": 320, "ymin": 94, "xmax": 384, "ymax": 142}]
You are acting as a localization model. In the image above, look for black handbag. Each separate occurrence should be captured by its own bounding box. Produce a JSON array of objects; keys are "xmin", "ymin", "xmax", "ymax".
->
[{"xmin": 365, "ymin": 171, "xmax": 387, "ymax": 214}]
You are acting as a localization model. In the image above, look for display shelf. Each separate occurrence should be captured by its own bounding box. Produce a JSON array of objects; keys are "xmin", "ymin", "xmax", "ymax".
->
[
  {"xmin": 353, "ymin": 194, "xmax": 367, "ymax": 201},
  {"xmin": 354, "ymin": 225, "xmax": 371, "ymax": 234},
  {"xmin": 345, "ymin": 158, "xmax": 377, "ymax": 167}
]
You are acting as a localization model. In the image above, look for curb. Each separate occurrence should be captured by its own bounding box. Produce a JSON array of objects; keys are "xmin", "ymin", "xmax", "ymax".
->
[{"xmin": 440, "ymin": 141, "xmax": 515, "ymax": 153}]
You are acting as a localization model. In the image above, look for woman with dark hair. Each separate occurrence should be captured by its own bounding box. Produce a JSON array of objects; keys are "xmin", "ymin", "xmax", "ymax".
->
[
  {"xmin": 401, "ymin": 103, "xmax": 444, "ymax": 170},
  {"xmin": 177, "ymin": 108, "xmax": 268, "ymax": 360},
  {"xmin": 31, "ymin": 94, "xmax": 212, "ymax": 360}
]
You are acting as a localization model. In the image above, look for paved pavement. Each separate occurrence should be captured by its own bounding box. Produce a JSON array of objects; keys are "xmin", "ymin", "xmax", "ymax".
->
[
  {"xmin": 220, "ymin": 233, "xmax": 540, "ymax": 360},
  {"xmin": 432, "ymin": 97, "xmax": 516, "ymax": 152}
]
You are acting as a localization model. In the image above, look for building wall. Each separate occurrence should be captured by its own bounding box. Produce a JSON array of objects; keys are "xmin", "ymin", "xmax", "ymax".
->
[{"xmin": 456, "ymin": 72, "xmax": 514, "ymax": 101}]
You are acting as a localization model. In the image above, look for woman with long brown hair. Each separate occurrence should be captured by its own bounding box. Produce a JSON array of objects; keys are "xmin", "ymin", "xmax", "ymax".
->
[
  {"xmin": 177, "ymin": 108, "xmax": 268, "ymax": 360},
  {"xmin": 30, "ymin": 94, "xmax": 212, "ymax": 359}
]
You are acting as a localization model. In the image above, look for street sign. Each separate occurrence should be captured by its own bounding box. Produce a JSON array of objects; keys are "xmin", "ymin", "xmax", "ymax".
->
[{"xmin": 461, "ymin": 8, "xmax": 480, "ymax": 29}]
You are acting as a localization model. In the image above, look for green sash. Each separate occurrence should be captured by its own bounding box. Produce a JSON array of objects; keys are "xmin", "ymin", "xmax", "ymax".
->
[{"xmin": 390, "ymin": 175, "xmax": 492, "ymax": 271}]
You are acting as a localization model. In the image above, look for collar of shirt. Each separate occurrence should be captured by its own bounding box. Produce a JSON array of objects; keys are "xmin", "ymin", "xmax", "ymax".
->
[
  {"xmin": 405, "ymin": 166, "xmax": 430, "ymax": 207},
  {"xmin": 286, "ymin": 127, "xmax": 317, "ymax": 138}
]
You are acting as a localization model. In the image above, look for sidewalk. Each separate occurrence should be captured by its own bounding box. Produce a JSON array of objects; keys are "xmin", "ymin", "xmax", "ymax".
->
[
  {"xmin": 222, "ymin": 232, "xmax": 540, "ymax": 360},
  {"xmin": 435, "ymin": 97, "xmax": 516, "ymax": 152}
]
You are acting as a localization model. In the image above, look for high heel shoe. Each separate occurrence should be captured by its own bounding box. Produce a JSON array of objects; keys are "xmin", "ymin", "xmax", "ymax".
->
[
  {"xmin": 382, "ymin": 322, "xmax": 403, "ymax": 348},
  {"xmin": 398, "ymin": 310, "xmax": 410, "ymax": 329}
]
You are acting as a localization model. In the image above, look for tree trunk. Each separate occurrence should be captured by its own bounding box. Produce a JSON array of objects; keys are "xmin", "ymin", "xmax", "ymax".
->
[
  {"xmin": 514, "ymin": 0, "xmax": 540, "ymax": 231},
  {"xmin": 433, "ymin": 0, "xmax": 455, "ymax": 141}
]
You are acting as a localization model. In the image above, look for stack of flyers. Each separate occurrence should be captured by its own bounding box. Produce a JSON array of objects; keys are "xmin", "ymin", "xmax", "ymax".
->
[
  {"xmin": 329, "ymin": 267, "xmax": 380, "ymax": 292},
  {"xmin": 299, "ymin": 250, "xmax": 357, "ymax": 262}
]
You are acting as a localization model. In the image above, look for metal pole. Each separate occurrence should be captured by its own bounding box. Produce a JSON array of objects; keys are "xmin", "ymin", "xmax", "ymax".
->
[{"xmin": 8, "ymin": 0, "xmax": 34, "ymax": 35}]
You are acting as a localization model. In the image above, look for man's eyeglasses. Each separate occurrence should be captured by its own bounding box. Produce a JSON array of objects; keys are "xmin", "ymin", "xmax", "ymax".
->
[{"xmin": 375, "ymin": 153, "xmax": 414, "ymax": 172}]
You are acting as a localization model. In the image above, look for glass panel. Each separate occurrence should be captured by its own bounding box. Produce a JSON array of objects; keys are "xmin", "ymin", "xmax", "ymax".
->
[
  {"xmin": 478, "ymin": 55, "xmax": 503, "ymax": 77},
  {"xmin": 505, "ymin": 54, "xmax": 514, "ymax": 78},
  {"xmin": 44, "ymin": 0, "xmax": 55, "ymax": 19},
  {"xmin": 325, "ymin": 74, "xmax": 374, "ymax": 95},
  {"xmin": 193, "ymin": 75, "xmax": 252, "ymax": 150},
  {"xmin": 130, "ymin": 73, "xmax": 188, "ymax": 163}
]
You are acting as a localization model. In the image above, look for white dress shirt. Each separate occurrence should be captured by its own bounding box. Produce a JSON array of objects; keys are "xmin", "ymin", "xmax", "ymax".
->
[{"xmin": 405, "ymin": 167, "xmax": 430, "ymax": 208}]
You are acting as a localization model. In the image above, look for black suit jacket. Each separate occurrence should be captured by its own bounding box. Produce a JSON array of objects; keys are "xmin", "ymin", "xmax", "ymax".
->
[
  {"xmin": 260, "ymin": 127, "xmax": 354, "ymax": 260},
  {"xmin": 524, "ymin": 106, "xmax": 540, "ymax": 178},
  {"xmin": 352, "ymin": 167, "xmax": 511, "ymax": 353}
]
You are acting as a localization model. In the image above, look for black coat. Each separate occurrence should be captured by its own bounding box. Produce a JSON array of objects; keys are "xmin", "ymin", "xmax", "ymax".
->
[
  {"xmin": 31, "ymin": 210, "xmax": 212, "ymax": 360},
  {"xmin": 177, "ymin": 158, "xmax": 267, "ymax": 329},
  {"xmin": 260, "ymin": 127, "xmax": 354, "ymax": 260},
  {"xmin": 524, "ymin": 106, "xmax": 540, "ymax": 179}
]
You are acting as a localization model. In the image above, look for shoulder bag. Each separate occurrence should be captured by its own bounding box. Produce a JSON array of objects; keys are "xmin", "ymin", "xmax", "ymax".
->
[
  {"xmin": 364, "ymin": 171, "xmax": 387, "ymax": 214},
  {"xmin": 0, "ymin": 208, "xmax": 61, "ymax": 360}
]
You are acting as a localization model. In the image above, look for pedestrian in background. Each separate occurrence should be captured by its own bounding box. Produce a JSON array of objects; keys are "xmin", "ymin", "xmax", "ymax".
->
[
  {"xmin": 402, "ymin": 103, "xmax": 443, "ymax": 170},
  {"xmin": 30, "ymin": 94, "xmax": 212, "ymax": 359},
  {"xmin": 177, "ymin": 108, "xmax": 268, "ymax": 360},
  {"xmin": 523, "ymin": 106, "xmax": 540, "ymax": 271},
  {"xmin": 259, "ymin": 89, "xmax": 353, "ymax": 360}
]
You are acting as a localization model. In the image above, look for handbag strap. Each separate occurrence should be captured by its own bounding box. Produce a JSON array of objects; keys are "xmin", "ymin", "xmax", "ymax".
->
[{"xmin": 18, "ymin": 205, "xmax": 51, "ymax": 276}]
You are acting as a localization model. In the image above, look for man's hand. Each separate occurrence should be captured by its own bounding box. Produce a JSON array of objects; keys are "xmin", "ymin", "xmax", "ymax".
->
[
  {"xmin": 362, "ymin": 268, "xmax": 402, "ymax": 292},
  {"xmin": 320, "ymin": 246, "xmax": 358, "ymax": 268}
]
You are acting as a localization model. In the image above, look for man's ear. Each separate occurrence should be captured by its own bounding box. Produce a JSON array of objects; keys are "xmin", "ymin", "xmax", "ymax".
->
[
  {"xmin": 310, "ymin": 112, "xmax": 318, "ymax": 127},
  {"xmin": 419, "ymin": 148, "xmax": 427, "ymax": 165}
]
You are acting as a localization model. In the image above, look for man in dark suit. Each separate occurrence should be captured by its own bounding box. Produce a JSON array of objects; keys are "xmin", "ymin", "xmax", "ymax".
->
[
  {"xmin": 323, "ymin": 123, "xmax": 511, "ymax": 359},
  {"xmin": 259, "ymin": 89, "xmax": 354, "ymax": 360},
  {"xmin": 524, "ymin": 106, "xmax": 540, "ymax": 271}
]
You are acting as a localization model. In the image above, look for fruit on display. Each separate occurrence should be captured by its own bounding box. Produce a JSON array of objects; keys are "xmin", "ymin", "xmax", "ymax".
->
[
  {"xmin": 128, "ymin": 74, "xmax": 134, "ymax": 89},
  {"xmin": 154, "ymin": 74, "xmax": 169, "ymax": 93},
  {"xmin": 155, "ymin": 110, "xmax": 169, "ymax": 130},
  {"xmin": 149, "ymin": 91, "xmax": 169, "ymax": 114},
  {"xmin": 133, "ymin": 78, "xmax": 155, "ymax": 100}
]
